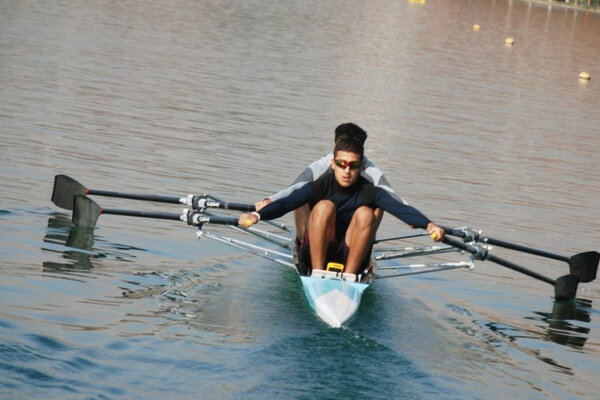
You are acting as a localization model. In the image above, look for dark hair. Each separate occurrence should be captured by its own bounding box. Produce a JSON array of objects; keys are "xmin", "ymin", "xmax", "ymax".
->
[
  {"xmin": 334, "ymin": 123, "xmax": 367, "ymax": 145},
  {"xmin": 334, "ymin": 138, "xmax": 364, "ymax": 161}
]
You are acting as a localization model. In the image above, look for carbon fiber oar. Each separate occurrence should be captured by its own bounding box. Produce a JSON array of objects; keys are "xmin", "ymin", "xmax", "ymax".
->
[
  {"xmin": 53, "ymin": 174, "xmax": 253, "ymax": 211},
  {"xmin": 442, "ymin": 235, "xmax": 594, "ymax": 301},
  {"xmin": 443, "ymin": 227, "xmax": 598, "ymax": 284},
  {"xmin": 52, "ymin": 174, "xmax": 289, "ymax": 231},
  {"xmin": 72, "ymin": 195, "xmax": 239, "ymax": 229},
  {"xmin": 53, "ymin": 174, "xmax": 185, "ymax": 211}
]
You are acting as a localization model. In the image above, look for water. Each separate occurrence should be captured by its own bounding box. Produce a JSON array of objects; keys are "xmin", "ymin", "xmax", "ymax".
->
[{"xmin": 1, "ymin": 0, "xmax": 599, "ymax": 398}]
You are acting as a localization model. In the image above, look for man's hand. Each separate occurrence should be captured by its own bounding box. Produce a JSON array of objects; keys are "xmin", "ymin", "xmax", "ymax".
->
[
  {"xmin": 255, "ymin": 198, "xmax": 272, "ymax": 211},
  {"xmin": 427, "ymin": 222, "xmax": 445, "ymax": 242},
  {"xmin": 238, "ymin": 213, "xmax": 259, "ymax": 228}
]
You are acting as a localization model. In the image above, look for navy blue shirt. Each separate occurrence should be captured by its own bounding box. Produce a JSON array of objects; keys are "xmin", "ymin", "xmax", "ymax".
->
[{"xmin": 258, "ymin": 169, "xmax": 431, "ymax": 240}]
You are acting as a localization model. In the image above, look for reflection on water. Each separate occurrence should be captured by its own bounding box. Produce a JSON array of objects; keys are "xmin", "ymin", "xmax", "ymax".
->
[
  {"xmin": 531, "ymin": 299, "xmax": 592, "ymax": 349},
  {"xmin": 41, "ymin": 214, "xmax": 141, "ymax": 270},
  {"xmin": 481, "ymin": 299, "xmax": 592, "ymax": 350},
  {"xmin": 42, "ymin": 214, "xmax": 96, "ymax": 270}
]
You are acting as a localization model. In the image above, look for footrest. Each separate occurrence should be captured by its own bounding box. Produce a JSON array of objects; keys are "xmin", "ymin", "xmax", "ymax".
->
[
  {"xmin": 310, "ymin": 269, "xmax": 357, "ymax": 282},
  {"xmin": 311, "ymin": 269, "xmax": 341, "ymax": 279}
]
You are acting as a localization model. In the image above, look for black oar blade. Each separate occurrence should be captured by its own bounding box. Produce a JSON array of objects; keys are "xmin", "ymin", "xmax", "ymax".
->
[
  {"xmin": 72, "ymin": 195, "xmax": 100, "ymax": 228},
  {"xmin": 52, "ymin": 175, "xmax": 87, "ymax": 210},
  {"xmin": 554, "ymin": 274, "xmax": 580, "ymax": 301},
  {"xmin": 569, "ymin": 251, "xmax": 599, "ymax": 283}
]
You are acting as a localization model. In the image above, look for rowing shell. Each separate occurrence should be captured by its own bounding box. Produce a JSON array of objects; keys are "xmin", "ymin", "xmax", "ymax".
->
[
  {"xmin": 299, "ymin": 271, "xmax": 373, "ymax": 328},
  {"xmin": 201, "ymin": 228, "xmax": 378, "ymax": 327},
  {"xmin": 198, "ymin": 227, "xmax": 472, "ymax": 328},
  {"xmin": 293, "ymin": 242, "xmax": 376, "ymax": 328}
]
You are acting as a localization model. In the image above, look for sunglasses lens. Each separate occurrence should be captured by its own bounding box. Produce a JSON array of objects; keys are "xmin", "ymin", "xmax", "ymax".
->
[{"xmin": 335, "ymin": 160, "xmax": 361, "ymax": 170}]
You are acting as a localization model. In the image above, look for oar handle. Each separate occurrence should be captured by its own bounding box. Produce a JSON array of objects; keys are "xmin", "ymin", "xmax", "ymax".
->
[
  {"xmin": 202, "ymin": 194, "xmax": 254, "ymax": 211},
  {"xmin": 204, "ymin": 194, "xmax": 290, "ymax": 232}
]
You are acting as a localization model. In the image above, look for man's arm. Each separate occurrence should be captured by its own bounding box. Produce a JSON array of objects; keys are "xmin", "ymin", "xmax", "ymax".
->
[
  {"xmin": 373, "ymin": 188, "xmax": 444, "ymax": 241},
  {"xmin": 240, "ymin": 182, "xmax": 316, "ymax": 227},
  {"xmin": 266, "ymin": 153, "xmax": 332, "ymax": 203}
]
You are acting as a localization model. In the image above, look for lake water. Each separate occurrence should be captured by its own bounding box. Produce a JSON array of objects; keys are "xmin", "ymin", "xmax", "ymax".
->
[{"xmin": 1, "ymin": 0, "xmax": 599, "ymax": 398}]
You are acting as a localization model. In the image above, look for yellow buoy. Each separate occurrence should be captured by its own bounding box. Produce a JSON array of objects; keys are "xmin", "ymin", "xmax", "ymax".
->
[
  {"xmin": 409, "ymin": 0, "xmax": 426, "ymax": 4},
  {"xmin": 505, "ymin": 37, "xmax": 514, "ymax": 46},
  {"xmin": 473, "ymin": 24, "xmax": 481, "ymax": 31},
  {"xmin": 579, "ymin": 71, "xmax": 591, "ymax": 81}
]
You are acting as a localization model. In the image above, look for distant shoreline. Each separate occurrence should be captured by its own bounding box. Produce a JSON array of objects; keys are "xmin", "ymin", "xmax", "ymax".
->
[{"xmin": 524, "ymin": 0, "xmax": 600, "ymax": 13}]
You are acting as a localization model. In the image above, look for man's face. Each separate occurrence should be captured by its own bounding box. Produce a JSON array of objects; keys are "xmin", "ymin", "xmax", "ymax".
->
[{"xmin": 331, "ymin": 150, "xmax": 363, "ymax": 188}]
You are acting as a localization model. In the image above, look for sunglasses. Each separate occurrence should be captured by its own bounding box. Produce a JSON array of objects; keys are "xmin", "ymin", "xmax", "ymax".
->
[{"xmin": 334, "ymin": 159, "xmax": 362, "ymax": 170}]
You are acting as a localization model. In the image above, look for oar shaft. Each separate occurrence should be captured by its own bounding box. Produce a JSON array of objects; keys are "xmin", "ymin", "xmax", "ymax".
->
[
  {"xmin": 204, "ymin": 194, "xmax": 254, "ymax": 211},
  {"xmin": 216, "ymin": 201, "xmax": 255, "ymax": 212},
  {"xmin": 88, "ymin": 189, "xmax": 183, "ymax": 204},
  {"xmin": 442, "ymin": 236, "xmax": 555, "ymax": 286},
  {"xmin": 486, "ymin": 253, "xmax": 555, "ymax": 286},
  {"xmin": 479, "ymin": 236, "xmax": 569, "ymax": 262},
  {"xmin": 100, "ymin": 208, "xmax": 239, "ymax": 226},
  {"xmin": 101, "ymin": 208, "xmax": 183, "ymax": 221},
  {"xmin": 441, "ymin": 226, "xmax": 570, "ymax": 262}
]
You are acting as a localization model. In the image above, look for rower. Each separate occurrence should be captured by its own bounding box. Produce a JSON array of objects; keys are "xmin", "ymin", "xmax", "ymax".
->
[
  {"xmin": 239, "ymin": 138, "xmax": 445, "ymax": 278},
  {"xmin": 254, "ymin": 123, "xmax": 406, "ymax": 241}
]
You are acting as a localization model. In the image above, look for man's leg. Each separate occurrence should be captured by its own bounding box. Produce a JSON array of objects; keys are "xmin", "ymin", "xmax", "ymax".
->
[
  {"xmin": 294, "ymin": 204, "xmax": 311, "ymax": 239},
  {"xmin": 308, "ymin": 200, "xmax": 336, "ymax": 271},
  {"xmin": 344, "ymin": 206, "xmax": 377, "ymax": 274}
]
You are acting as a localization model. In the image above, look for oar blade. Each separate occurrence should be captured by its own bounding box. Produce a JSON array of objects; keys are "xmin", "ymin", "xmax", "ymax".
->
[
  {"xmin": 569, "ymin": 251, "xmax": 599, "ymax": 283},
  {"xmin": 554, "ymin": 274, "xmax": 580, "ymax": 301},
  {"xmin": 72, "ymin": 195, "xmax": 100, "ymax": 228},
  {"xmin": 52, "ymin": 175, "xmax": 87, "ymax": 210}
]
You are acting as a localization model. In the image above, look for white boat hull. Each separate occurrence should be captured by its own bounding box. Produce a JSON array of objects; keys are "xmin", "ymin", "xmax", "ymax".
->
[{"xmin": 300, "ymin": 275, "xmax": 370, "ymax": 328}]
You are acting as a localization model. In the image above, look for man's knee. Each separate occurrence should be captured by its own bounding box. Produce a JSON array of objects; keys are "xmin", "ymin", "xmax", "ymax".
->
[
  {"xmin": 311, "ymin": 200, "xmax": 336, "ymax": 218},
  {"xmin": 353, "ymin": 207, "xmax": 377, "ymax": 229}
]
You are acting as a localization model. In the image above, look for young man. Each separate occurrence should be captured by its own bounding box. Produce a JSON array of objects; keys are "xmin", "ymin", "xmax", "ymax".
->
[
  {"xmin": 255, "ymin": 123, "xmax": 404, "ymax": 239},
  {"xmin": 239, "ymin": 138, "xmax": 444, "ymax": 278}
]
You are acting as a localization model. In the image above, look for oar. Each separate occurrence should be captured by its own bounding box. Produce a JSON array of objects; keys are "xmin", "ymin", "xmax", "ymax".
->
[
  {"xmin": 72, "ymin": 195, "xmax": 239, "ymax": 229},
  {"xmin": 442, "ymin": 235, "xmax": 591, "ymax": 300},
  {"xmin": 53, "ymin": 174, "xmax": 184, "ymax": 210},
  {"xmin": 443, "ymin": 227, "xmax": 599, "ymax": 284},
  {"xmin": 53, "ymin": 174, "xmax": 289, "ymax": 231}
]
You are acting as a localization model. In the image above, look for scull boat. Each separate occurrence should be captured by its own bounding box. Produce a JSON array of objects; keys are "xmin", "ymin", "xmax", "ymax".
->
[
  {"xmin": 51, "ymin": 174, "xmax": 599, "ymax": 328},
  {"xmin": 195, "ymin": 218, "xmax": 467, "ymax": 327}
]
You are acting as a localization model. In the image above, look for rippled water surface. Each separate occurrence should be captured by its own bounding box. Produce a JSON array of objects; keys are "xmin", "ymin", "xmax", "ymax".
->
[{"xmin": 1, "ymin": 0, "xmax": 599, "ymax": 399}]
